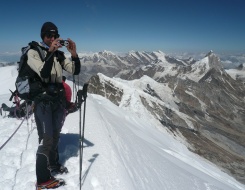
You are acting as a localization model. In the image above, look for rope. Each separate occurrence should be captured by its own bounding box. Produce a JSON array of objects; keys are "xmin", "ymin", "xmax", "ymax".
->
[{"xmin": 0, "ymin": 118, "xmax": 25, "ymax": 151}]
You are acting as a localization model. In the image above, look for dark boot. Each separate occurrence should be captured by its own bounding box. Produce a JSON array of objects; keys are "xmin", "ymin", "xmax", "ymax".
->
[{"xmin": 36, "ymin": 177, "xmax": 65, "ymax": 189}]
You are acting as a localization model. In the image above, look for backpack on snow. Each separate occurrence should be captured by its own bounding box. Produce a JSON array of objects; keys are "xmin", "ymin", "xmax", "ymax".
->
[
  {"xmin": 1, "ymin": 101, "xmax": 34, "ymax": 119},
  {"xmin": 11, "ymin": 41, "xmax": 46, "ymax": 101}
]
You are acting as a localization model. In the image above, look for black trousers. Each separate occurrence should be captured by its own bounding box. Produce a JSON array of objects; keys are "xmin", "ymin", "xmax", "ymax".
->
[{"xmin": 35, "ymin": 101, "xmax": 66, "ymax": 183}]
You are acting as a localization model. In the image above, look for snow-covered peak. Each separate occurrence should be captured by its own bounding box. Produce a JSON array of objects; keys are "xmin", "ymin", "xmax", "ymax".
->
[
  {"xmin": 237, "ymin": 63, "xmax": 245, "ymax": 70},
  {"xmin": 151, "ymin": 50, "xmax": 167, "ymax": 62},
  {"xmin": 205, "ymin": 50, "xmax": 214, "ymax": 57},
  {"xmin": 186, "ymin": 51, "xmax": 224, "ymax": 82},
  {"xmin": 128, "ymin": 51, "xmax": 143, "ymax": 59},
  {"xmin": 98, "ymin": 50, "xmax": 116, "ymax": 56}
]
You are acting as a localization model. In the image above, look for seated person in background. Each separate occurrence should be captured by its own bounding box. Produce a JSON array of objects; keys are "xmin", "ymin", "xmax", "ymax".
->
[{"xmin": 1, "ymin": 101, "xmax": 33, "ymax": 118}]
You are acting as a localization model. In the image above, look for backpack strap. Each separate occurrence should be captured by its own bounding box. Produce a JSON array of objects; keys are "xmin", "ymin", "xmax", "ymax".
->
[
  {"xmin": 29, "ymin": 41, "xmax": 46, "ymax": 62},
  {"xmin": 56, "ymin": 50, "xmax": 65, "ymax": 62},
  {"xmin": 36, "ymin": 46, "xmax": 46, "ymax": 62}
]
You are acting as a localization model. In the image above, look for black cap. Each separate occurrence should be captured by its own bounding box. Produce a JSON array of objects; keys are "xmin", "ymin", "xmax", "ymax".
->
[
  {"xmin": 62, "ymin": 76, "xmax": 66, "ymax": 82},
  {"xmin": 40, "ymin": 22, "xmax": 59, "ymax": 39}
]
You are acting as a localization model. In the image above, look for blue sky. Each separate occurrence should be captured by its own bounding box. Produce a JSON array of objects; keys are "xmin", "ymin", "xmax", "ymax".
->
[{"xmin": 1, "ymin": 0, "xmax": 245, "ymax": 54}]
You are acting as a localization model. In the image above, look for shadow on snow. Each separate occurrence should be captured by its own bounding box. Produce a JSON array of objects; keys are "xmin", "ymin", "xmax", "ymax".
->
[
  {"xmin": 58, "ymin": 133, "xmax": 99, "ymax": 184},
  {"xmin": 59, "ymin": 133, "xmax": 94, "ymax": 164}
]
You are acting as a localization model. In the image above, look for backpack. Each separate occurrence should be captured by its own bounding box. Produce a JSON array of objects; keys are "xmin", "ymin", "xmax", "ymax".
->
[{"xmin": 12, "ymin": 41, "xmax": 46, "ymax": 101}]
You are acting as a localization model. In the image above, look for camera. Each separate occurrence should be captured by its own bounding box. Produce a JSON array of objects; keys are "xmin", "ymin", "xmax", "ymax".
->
[{"xmin": 59, "ymin": 40, "xmax": 69, "ymax": 46}]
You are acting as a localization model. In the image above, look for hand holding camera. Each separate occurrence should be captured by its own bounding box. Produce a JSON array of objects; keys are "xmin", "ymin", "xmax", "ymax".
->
[
  {"xmin": 49, "ymin": 38, "xmax": 78, "ymax": 57},
  {"xmin": 66, "ymin": 38, "xmax": 78, "ymax": 57},
  {"xmin": 48, "ymin": 38, "xmax": 63, "ymax": 52}
]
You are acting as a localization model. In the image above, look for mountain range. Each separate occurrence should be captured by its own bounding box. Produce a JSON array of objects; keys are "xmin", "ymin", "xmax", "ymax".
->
[
  {"xmin": 78, "ymin": 50, "xmax": 245, "ymax": 184},
  {"xmin": 1, "ymin": 50, "xmax": 244, "ymax": 184},
  {"xmin": 1, "ymin": 65, "xmax": 244, "ymax": 190}
]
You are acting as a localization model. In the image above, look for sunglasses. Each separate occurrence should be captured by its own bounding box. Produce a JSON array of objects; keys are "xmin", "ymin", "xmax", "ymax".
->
[{"xmin": 45, "ymin": 33, "xmax": 60, "ymax": 39}]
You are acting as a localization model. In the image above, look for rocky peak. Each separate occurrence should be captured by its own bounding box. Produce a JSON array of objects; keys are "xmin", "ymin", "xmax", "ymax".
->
[
  {"xmin": 87, "ymin": 62, "xmax": 245, "ymax": 184},
  {"xmin": 237, "ymin": 63, "xmax": 245, "ymax": 70},
  {"xmin": 205, "ymin": 50, "xmax": 214, "ymax": 57}
]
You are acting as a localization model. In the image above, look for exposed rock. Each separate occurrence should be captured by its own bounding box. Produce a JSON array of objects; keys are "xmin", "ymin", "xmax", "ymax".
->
[{"xmin": 87, "ymin": 52, "xmax": 245, "ymax": 184}]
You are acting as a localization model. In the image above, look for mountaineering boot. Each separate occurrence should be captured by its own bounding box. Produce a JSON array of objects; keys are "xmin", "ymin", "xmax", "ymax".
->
[
  {"xmin": 50, "ymin": 164, "xmax": 68, "ymax": 175},
  {"xmin": 36, "ymin": 177, "xmax": 65, "ymax": 189}
]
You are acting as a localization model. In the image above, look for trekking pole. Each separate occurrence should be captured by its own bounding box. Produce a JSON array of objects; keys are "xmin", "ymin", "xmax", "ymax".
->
[
  {"xmin": 78, "ymin": 75, "xmax": 80, "ymax": 91},
  {"xmin": 77, "ymin": 83, "xmax": 88, "ymax": 190},
  {"xmin": 73, "ymin": 75, "xmax": 75, "ymax": 101}
]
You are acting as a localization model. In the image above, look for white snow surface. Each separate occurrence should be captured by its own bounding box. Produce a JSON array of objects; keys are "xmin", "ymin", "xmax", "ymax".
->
[
  {"xmin": 0, "ymin": 66, "xmax": 244, "ymax": 190},
  {"xmin": 226, "ymin": 64, "xmax": 245, "ymax": 80},
  {"xmin": 188, "ymin": 57, "xmax": 210, "ymax": 82}
]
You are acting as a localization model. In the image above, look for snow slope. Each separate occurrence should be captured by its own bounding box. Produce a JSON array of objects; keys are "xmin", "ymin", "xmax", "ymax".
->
[
  {"xmin": 226, "ymin": 64, "xmax": 245, "ymax": 80},
  {"xmin": 0, "ymin": 66, "xmax": 244, "ymax": 190}
]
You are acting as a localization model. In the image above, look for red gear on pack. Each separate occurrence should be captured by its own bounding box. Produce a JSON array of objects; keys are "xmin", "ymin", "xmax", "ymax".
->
[{"xmin": 62, "ymin": 81, "xmax": 72, "ymax": 102}]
